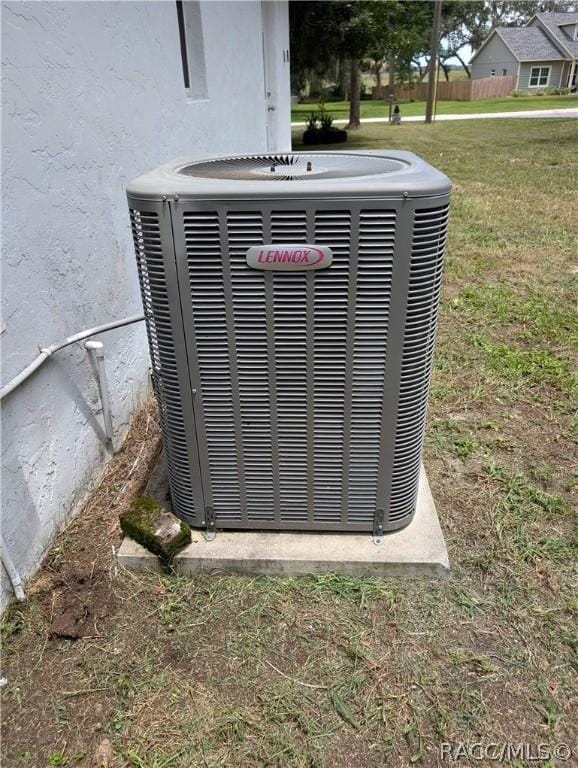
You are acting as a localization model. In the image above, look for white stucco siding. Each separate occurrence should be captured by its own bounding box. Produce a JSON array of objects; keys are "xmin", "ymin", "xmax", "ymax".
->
[
  {"xmin": 471, "ymin": 33, "xmax": 518, "ymax": 79},
  {"xmin": 1, "ymin": 1, "xmax": 288, "ymax": 606},
  {"xmin": 261, "ymin": 0, "xmax": 292, "ymax": 151}
]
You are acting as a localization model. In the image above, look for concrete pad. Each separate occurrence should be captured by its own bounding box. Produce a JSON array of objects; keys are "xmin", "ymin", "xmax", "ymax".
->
[
  {"xmin": 117, "ymin": 467, "xmax": 449, "ymax": 579},
  {"xmin": 116, "ymin": 538, "xmax": 163, "ymax": 573}
]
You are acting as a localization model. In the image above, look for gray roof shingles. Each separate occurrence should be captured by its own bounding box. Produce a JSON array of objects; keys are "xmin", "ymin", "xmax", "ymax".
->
[
  {"xmin": 496, "ymin": 26, "xmax": 567, "ymax": 61},
  {"xmin": 536, "ymin": 12, "xmax": 578, "ymax": 57}
]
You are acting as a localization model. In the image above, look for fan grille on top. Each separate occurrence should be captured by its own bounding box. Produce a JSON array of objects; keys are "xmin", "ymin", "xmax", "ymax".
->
[{"xmin": 178, "ymin": 153, "xmax": 407, "ymax": 181}]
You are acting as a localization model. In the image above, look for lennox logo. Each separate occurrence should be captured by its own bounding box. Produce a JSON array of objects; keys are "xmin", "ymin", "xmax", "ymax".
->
[{"xmin": 246, "ymin": 244, "xmax": 332, "ymax": 271}]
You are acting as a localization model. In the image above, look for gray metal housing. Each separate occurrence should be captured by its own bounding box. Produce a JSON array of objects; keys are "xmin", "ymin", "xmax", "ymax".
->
[{"xmin": 127, "ymin": 151, "xmax": 451, "ymax": 533}]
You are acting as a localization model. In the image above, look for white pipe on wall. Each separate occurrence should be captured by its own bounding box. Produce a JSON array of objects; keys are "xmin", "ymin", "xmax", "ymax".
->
[
  {"xmin": 0, "ymin": 313, "xmax": 144, "ymax": 401},
  {"xmin": 1, "ymin": 535, "xmax": 26, "ymax": 601},
  {"xmin": 0, "ymin": 312, "xmax": 145, "ymax": 601},
  {"xmin": 84, "ymin": 340, "xmax": 115, "ymax": 452}
]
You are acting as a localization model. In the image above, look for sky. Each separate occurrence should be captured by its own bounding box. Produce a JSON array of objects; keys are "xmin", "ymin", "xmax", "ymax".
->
[
  {"xmin": 444, "ymin": 45, "xmax": 474, "ymax": 66},
  {"xmin": 418, "ymin": 43, "xmax": 473, "ymax": 69}
]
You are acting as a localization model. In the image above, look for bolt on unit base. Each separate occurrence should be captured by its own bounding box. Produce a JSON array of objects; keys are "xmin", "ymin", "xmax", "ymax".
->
[{"xmin": 117, "ymin": 463, "xmax": 449, "ymax": 579}]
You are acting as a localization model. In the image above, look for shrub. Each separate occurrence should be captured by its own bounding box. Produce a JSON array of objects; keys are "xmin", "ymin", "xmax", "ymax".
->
[
  {"xmin": 303, "ymin": 126, "xmax": 347, "ymax": 145},
  {"xmin": 317, "ymin": 102, "xmax": 333, "ymax": 131},
  {"xmin": 306, "ymin": 111, "xmax": 319, "ymax": 131},
  {"xmin": 303, "ymin": 100, "xmax": 346, "ymax": 145},
  {"xmin": 544, "ymin": 86, "xmax": 569, "ymax": 96},
  {"xmin": 320, "ymin": 112, "xmax": 334, "ymax": 130},
  {"xmin": 511, "ymin": 90, "xmax": 521, "ymax": 97}
]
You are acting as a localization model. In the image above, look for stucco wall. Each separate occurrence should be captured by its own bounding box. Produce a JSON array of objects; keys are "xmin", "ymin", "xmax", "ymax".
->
[
  {"xmin": 471, "ymin": 33, "xmax": 518, "ymax": 79},
  {"xmin": 1, "ymin": 1, "xmax": 288, "ymax": 606},
  {"xmin": 262, "ymin": 0, "xmax": 292, "ymax": 151}
]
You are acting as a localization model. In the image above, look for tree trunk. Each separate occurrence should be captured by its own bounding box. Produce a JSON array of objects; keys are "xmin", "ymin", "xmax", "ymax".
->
[
  {"xmin": 309, "ymin": 71, "xmax": 322, "ymax": 99},
  {"xmin": 388, "ymin": 53, "xmax": 395, "ymax": 95},
  {"xmin": 374, "ymin": 60, "xmax": 382, "ymax": 90},
  {"xmin": 425, "ymin": 0, "xmax": 442, "ymax": 123},
  {"xmin": 441, "ymin": 62, "xmax": 450, "ymax": 81},
  {"xmin": 347, "ymin": 59, "xmax": 361, "ymax": 129},
  {"xmin": 454, "ymin": 51, "xmax": 471, "ymax": 78},
  {"xmin": 338, "ymin": 58, "xmax": 349, "ymax": 101},
  {"xmin": 422, "ymin": 57, "xmax": 433, "ymax": 81},
  {"xmin": 490, "ymin": 0, "xmax": 503, "ymax": 28},
  {"xmin": 413, "ymin": 59, "xmax": 424, "ymax": 81}
]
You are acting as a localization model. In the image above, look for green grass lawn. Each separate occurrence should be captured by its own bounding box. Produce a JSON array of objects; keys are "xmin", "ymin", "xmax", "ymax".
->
[
  {"xmin": 2, "ymin": 119, "xmax": 578, "ymax": 768},
  {"xmin": 291, "ymin": 93, "xmax": 577, "ymax": 122}
]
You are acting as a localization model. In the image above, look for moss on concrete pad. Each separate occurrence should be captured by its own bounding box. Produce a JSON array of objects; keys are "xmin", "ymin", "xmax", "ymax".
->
[{"xmin": 120, "ymin": 497, "xmax": 191, "ymax": 568}]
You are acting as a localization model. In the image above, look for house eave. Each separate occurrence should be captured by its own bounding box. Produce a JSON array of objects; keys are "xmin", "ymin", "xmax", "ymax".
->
[{"xmin": 517, "ymin": 56, "xmax": 570, "ymax": 62}]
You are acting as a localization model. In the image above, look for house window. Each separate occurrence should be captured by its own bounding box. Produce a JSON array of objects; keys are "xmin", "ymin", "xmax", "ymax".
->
[
  {"xmin": 502, "ymin": 68, "xmax": 507, "ymax": 76},
  {"xmin": 490, "ymin": 69, "xmax": 496, "ymax": 78},
  {"xmin": 176, "ymin": 1, "xmax": 208, "ymax": 99},
  {"xmin": 529, "ymin": 66, "xmax": 550, "ymax": 87}
]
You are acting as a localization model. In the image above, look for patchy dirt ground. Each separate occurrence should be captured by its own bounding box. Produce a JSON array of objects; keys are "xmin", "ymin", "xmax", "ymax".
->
[{"xmin": 2, "ymin": 119, "xmax": 577, "ymax": 767}]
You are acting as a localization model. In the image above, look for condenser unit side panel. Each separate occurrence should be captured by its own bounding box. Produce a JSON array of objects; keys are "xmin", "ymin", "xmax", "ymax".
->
[
  {"xmin": 388, "ymin": 200, "xmax": 450, "ymax": 526},
  {"xmin": 345, "ymin": 204, "xmax": 396, "ymax": 526},
  {"xmin": 374, "ymin": 197, "xmax": 416, "ymax": 531},
  {"xmin": 128, "ymin": 197, "xmax": 205, "ymax": 526},
  {"xmin": 172, "ymin": 197, "xmax": 436, "ymax": 532}
]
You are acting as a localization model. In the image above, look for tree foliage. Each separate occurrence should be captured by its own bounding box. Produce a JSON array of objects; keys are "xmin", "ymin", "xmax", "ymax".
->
[
  {"xmin": 289, "ymin": 0, "xmax": 578, "ymax": 107},
  {"xmin": 290, "ymin": 1, "xmax": 434, "ymax": 84},
  {"xmin": 290, "ymin": 1, "xmax": 434, "ymax": 126}
]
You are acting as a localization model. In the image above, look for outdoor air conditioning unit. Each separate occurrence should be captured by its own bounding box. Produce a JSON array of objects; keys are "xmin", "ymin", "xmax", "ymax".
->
[{"xmin": 127, "ymin": 152, "xmax": 451, "ymax": 540}]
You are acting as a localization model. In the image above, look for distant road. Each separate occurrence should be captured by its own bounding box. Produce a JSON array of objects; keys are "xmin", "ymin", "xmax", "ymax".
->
[{"xmin": 290, "ymin": 107, "xmax": 578, "ymax": 127}]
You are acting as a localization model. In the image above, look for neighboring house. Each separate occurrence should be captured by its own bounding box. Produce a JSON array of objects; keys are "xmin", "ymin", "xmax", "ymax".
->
[
  {"xmin": 470, "ymin": 11, "xmax": 578, "ymax": 91},
  {"xmin": 1, "ymin": 1, "xmax": 290, "ymax": 607}
]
